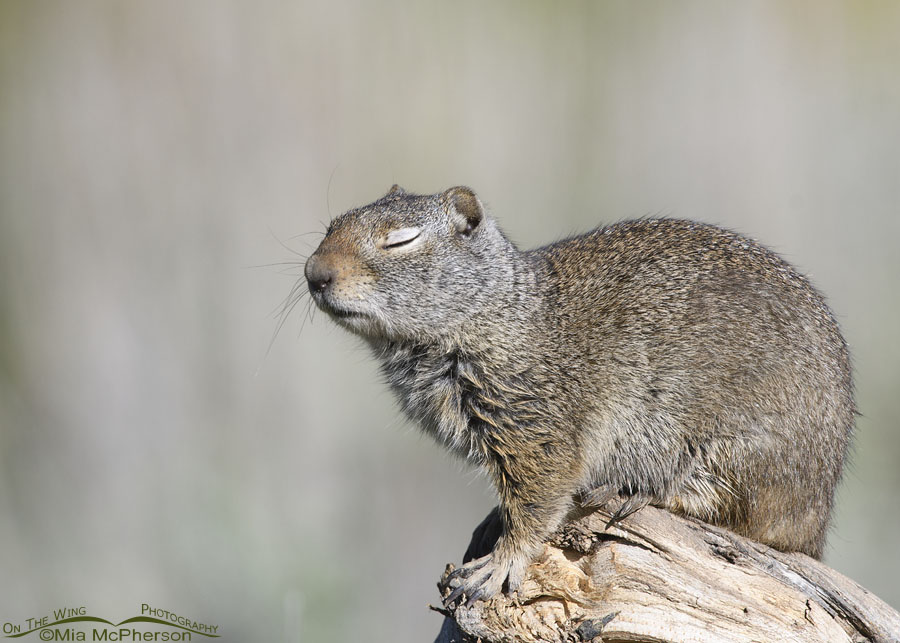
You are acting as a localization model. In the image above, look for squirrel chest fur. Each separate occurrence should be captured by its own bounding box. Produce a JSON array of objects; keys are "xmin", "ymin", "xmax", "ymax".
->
[{"xmin": 303, "ymin": 185, "xmax": 855, "ymax": 604}]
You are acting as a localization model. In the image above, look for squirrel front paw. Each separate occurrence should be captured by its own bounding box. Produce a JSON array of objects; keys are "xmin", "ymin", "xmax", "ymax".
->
[{"xmin": 441, "ymin": 550, "xmax": 528, "ymax": 607}]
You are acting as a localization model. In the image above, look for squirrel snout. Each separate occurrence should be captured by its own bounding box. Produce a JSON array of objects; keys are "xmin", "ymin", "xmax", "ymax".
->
[{"xmin": 305, "ymin": 254, "xmax": 335, "ymax": 294}]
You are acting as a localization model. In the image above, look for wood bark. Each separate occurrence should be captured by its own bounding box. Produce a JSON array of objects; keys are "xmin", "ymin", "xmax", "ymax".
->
[{"xmin": 433, "ymin": 506, "xmax": 900, "ymax": 643}]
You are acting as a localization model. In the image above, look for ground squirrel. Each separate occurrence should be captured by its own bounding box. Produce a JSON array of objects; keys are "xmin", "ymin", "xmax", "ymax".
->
[{"xmin": 303, "ymin": 185, "xmax": 855, "ymax": 605}]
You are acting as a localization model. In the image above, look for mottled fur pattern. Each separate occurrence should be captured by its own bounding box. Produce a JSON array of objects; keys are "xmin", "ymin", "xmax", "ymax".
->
[{"xmin": 304, "ymin": 185, "xmax": 855, "ymax": 604}]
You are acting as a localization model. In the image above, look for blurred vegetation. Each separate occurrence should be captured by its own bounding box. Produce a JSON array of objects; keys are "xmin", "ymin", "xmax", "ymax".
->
[{"xmin": 1, "ymin": 2, "xmax": 898, "ymax": 641}]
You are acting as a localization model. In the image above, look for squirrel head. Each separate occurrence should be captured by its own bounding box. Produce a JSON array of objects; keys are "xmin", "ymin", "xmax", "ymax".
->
[{"xmin": 305, "ymin": 185, "xmax": 520, "ymax": 342}]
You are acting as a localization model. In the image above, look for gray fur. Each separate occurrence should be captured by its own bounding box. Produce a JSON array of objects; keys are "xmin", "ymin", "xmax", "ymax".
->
[{"xmin": 304, "ymin": 186, "xmax": 855, "ymax": 604}]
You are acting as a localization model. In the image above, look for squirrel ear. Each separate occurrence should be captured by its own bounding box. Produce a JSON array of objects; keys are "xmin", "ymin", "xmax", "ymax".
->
[
  {"xmin": 387, "ymin": 184, "xmax": 406, "ymax": 196},
  {"xmin": 444, "ymin": 186, "xmax": 483, "ymax": 237}
]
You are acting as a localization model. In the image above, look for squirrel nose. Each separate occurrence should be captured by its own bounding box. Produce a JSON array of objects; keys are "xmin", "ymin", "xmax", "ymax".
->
[{"xmin": 305, "ymin": 254, "xmax": 335, "ymax": 294}]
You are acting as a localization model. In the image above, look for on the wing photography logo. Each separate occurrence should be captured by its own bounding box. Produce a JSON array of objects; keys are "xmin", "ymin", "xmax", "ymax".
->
[{"xmin": 3, "ymin": 604, "xmax": 219, "ymax": 641}]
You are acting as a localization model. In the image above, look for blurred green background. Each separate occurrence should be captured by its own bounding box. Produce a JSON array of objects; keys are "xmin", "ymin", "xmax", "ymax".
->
[{"xmin": 1, "ymin": 2, "xmax": 898, "ymax": 641}]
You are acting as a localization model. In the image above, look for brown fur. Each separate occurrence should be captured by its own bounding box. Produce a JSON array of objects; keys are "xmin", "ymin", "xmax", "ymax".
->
[{"xmin": 304, "ymin": 185, "xmax": 855, "ymax": 604}]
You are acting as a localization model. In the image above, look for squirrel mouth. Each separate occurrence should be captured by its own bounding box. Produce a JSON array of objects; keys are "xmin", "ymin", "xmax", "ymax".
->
[
  {"xmin": 330, "ymin": 307, "xmax": 364, "ymax": 319},
  {"xmin": 315, "ymin": 297, "xmax": 366, "ymax": 320}
]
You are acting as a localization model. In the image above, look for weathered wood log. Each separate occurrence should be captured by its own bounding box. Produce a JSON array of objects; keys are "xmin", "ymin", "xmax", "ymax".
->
[{"xmin": 434, "ymin": 506, "xmax": 900, "ymax": 643}]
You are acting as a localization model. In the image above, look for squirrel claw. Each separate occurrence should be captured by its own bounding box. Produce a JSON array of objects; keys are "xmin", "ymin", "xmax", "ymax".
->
[
  {"xmin": 441, "ymin": 553, "xmax": 508, "ymax": 607},
  {"xmin": 580, "ymin": 484, "xmax": 618, "ymax": 508},
  {"xmin": 607, "ymin": 494, "xmax": 650, "ymax": 527},
  {"xmin": 445, "ymin": 554, "xmax": 489, "ymax": 583},
  {"xmin": 443, "ymin": 583, "xmax": 466, "ymax": 607}
]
